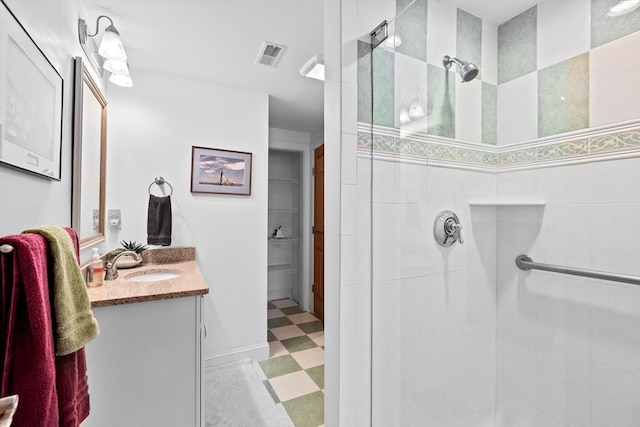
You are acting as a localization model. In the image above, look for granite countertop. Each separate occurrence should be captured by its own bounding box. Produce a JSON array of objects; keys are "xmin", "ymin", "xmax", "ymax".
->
[{"xmin": 87, "ymin": 248, "xmax": 209, "ymax": 308}]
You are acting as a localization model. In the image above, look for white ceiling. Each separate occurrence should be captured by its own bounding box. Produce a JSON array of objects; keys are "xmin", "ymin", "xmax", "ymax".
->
[
  {"xmin": 84, "ymin": 0, "xmax": 539, "ymax": 136},
  {"xmin": 84, "ymin": 0, "xmax": 325, "ymax": 134}
]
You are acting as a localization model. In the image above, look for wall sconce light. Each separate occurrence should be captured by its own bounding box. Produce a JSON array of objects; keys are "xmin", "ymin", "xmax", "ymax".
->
[
  {"xmin": 78, "ymin": 15, "xmax": 133, "ymax": 87},
  {"xmin": 300, "ymin": 55, "xmax": 325, "ymax": 81}
]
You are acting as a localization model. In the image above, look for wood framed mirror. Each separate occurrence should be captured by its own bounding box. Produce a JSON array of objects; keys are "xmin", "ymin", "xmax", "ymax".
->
[{"xmin": 71, "ymin": 57, "xmax": 107, "ymax": 249}]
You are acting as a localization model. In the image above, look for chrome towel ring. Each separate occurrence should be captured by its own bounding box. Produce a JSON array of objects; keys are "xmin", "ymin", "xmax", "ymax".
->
[{"xmin": 148, "ymin": 176, "xmax": 173, "ymax": 196}]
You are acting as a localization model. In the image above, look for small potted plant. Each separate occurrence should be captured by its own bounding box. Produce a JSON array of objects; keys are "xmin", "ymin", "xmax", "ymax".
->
[{"xmin": 110, "ymin": 240, "xmax": 148, "ymax": 269}]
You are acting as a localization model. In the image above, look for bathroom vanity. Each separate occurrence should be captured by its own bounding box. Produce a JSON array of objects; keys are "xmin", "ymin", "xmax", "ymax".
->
[{"xmin": 83, "ymin": 250, "xmax": 208, "ymax": 427}]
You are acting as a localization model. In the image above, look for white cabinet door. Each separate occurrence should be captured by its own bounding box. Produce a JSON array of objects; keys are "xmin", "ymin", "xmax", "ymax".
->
[{"xmin": 84, "ymin": 296, "xmax": 201, "ymax": 427}]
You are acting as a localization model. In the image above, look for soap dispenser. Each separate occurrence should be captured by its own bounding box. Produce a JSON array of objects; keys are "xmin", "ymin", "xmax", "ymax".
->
[{"xmin": 89, "ymin": 248, "xmax": 104, "ymax": 287}]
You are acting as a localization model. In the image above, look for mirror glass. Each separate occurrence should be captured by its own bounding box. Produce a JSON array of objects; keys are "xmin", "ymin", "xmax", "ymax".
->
[{"xmin": 72, "ymin": 57, "xmax": 107, "ymax": 249}]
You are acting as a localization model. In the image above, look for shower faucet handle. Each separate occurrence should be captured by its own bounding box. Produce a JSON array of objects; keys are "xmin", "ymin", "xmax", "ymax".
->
[{"xmin": 434, "ymin": 210, "xmax": 464, "ymax": 247}]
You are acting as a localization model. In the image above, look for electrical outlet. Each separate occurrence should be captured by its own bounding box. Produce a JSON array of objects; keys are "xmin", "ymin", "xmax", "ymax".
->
[{"xmin": 108, "ymin": 209, "xmax": 122, "ymax": 229}]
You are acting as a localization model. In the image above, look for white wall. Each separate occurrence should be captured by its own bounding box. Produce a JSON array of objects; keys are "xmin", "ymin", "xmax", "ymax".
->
[
  {"xmin": 0, "ymin": 1, "xmax": 105, "ymax": 239},
  {"xmin": 107, "ymin": 69, "xmax": 270, "ymax": 365}
]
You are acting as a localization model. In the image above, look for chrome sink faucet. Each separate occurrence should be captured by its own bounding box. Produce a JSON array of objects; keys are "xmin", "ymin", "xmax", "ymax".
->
[{"xmin": 105, "ymin": 251, "xmax": 142, "ymax": 281}]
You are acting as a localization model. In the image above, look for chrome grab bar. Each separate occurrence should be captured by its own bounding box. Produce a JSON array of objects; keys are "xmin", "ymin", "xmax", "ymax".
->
[{"xmin": 515, "ymin": 255, "xmax": 640, "ymax": 286}]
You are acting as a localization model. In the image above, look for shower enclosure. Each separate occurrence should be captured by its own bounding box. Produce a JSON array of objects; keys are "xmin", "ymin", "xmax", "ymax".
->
[{"xmin": 355, "ymin": 0, "xmax": 640, "ymax": 425}]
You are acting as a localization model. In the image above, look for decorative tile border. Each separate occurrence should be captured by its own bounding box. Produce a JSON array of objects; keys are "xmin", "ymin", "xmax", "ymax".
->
[{"xmin": 357, "ymin": 122, "xmax": 640, "ymax": 171}]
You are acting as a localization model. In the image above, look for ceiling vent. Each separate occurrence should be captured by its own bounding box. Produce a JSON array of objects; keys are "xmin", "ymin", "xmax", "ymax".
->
[{"xmin": 255, "ymin": 41, "xmax": 287, "ymax": 67}]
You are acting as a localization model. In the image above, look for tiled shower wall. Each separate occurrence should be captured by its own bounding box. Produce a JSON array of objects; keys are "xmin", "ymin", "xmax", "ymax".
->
[
  {"xmin": 341, "ymin": 0, "xmax": 640, "ymax": 426},
  {"xmin": 358, "ymin": 0, "xmax": 640, "ymax": 146},
  {"xmin": 495, "ymin": 160, "xmax": 640, "ymax": 427}
]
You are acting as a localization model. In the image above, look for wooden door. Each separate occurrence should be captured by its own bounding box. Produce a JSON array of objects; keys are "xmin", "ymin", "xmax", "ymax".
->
[{"xmin": 313, "ymin": 145, "xmax": 324, "ymax": 321}]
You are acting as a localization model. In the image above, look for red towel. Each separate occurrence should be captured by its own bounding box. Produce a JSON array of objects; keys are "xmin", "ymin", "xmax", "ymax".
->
[
  {"xmin": 0, "ymin": 228, "xmax": 90, "ymax": 427},
  {"xmin": 0, "ymin": 233, "xmax": 59, "ymax": 426}
]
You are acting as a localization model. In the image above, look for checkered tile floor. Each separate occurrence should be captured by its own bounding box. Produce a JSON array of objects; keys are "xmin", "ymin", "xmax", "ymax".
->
[{"xmin": 259, "ymin": 299, "xmax": 324, "ymax": 427}]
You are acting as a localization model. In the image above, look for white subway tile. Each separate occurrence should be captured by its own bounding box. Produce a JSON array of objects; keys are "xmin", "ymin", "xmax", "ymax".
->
[
  {"xmin": 589, "ymin": 157, "xmax": 640, "ymax": 204},
  {"xmin": 357, "ymin": 157, "xmax": 371, "ymax": 203},
  {"xmin": 536, "ymin": 163, "xmax": 589, "ymax": 205},
  {"xmin": 372, "ymin": 203, "xmax": 395, "ymax": 282},
  {"xmin": 591, "ymin": 281, "xmax": 640, "ymax": 376},
  {"xmin": 497, "ymin": 266, "xmax": 539, "ymax": 339},
  {"xmin": 341, "ymin": 184, "xmax": 358, "ymax": 235},
  {"xmin": 341, "ymin": 235, "xmax": 358, "ymax": 286},
  {"xmin": 424, "ymin": 273, "xmax": 458, "ymax": 345},
  {"xmin": 497, "ymin": 72, "xmax": 538, "ymax": 145},
  {"xmin": 342, "ymin": 133, "xmax": 358, "ymax": 185},
  {"xmin": 455, "ymin": 78, "xmax": 483, "ymax": 143},
  {"xmin": 372, "ymin": 159, "xmax": 396, "ymax": 203},
  {"xmin": 591, "ymin": 361, "xmax": 640, "ymax": 427},
  {"xmin": 341, "ymin": 82, "xmax": 358, "ymax": 135},
  {"xmin": 497, "ymin": 330, "xmax": 538, "ymax": 405},
  {"xmin": 394, "ymin": 162, "xmax": 428, "ymax": 204},
  {"xmin": 342, "ymin": 34, "xmax": 358, "ymax": 85},
  {"xmin": 453, "ymin": 329, "xmax": 496, "ymax": 401},
  {"xmin": 356, "ymin": 202, "xmax": 372, "ymax": 285},
  {"xmin": 496, "ymin": 389, "xmax": 538, "ymax": 427},
  {"xmin": 589, "ymin": 204, "xmax": 640, "ymax": 277},
  {"xmin": 340, "ymin": 334, "xmax": 356, "ymax": 387},
  {"xmin": 537, "ymin": 344, "xmax": 590, "ymax": 427},
  {"xmin": 537, "ymin": 273, "xmax": 590, "ymax": 357},
  {"xmin": 536, "ymin": 205, "xmax": 590, "ymax": 272},
  {"xmin": 394, "ymin": 204, "xmax": 430, "ymax": 279}
]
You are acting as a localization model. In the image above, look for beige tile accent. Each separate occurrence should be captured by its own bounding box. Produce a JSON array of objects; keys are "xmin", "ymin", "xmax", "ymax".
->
[
  {"xmin": 272, "ymin": 299, "xmax": 298, "ymax": 308},
  {"xmin": 269, "ymin": 341, "xmax": 288, "ymax": 358},
  {"xmin": 271, "ymin": 324, "xmax": 305, "ymax": 340},
  {"xmin": 308, "ymin": 331, "xmax": 324, "ymax": 346},
  {"xmin": 291, "ymin": 347, "xmax": 324, "ymax": 369},
  {"xmin": 268, "ymin": 309, "xmax": 285, "ymax": 319},
  {"xmin": 269, "ymin": 371, "xmax": 320, "ymax": 402},
  {"xmin": 288, "ymin": 312, "xmax": 319, "ymax": 324}
]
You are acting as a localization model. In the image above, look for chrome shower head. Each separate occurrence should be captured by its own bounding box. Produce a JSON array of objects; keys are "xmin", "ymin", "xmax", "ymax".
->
[{"xmin": 442, "ymin": 55, "xmax": 479, "ymax": 82}]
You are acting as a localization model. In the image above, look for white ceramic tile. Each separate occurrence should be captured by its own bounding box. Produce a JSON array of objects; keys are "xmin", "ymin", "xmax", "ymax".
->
[
  {"xmin": 453, "ymin": 329, "xmax": 496, "ymax": 401},
  {"xmin": 455, "ymin": 77, "xmax": 482, "ymax": 143},
  {"xmin": 394, "ymin": 53, "xmax": 428, "ymax": 132},
  {"xmin": 536, "ymin": 162, "xmax": 589, "ymax": 205},
  {"xmin": 372, "ymin": 280, "xmax": 399, "ymax": 361},
  {"xmin": 372, "ymin": 358, "xmax": 396, "ymax": 427},
  {"xmin": 456, "ymin": 169, "xmax": 496, "ymax": 205},
  {"xmin": 308, "ymin": 331, "xmax": 324, "ymax": 346},
  {"xmin": 398, "ymin": 276, "xmax": 430, "ymax": 353},
  {"xmin": 590, "ymin": 32, "xmax": 640, "ymax": 127},
  {"xmin": 481, "ymin": 19, "xmax": 498, "ymax": 85},
  {"xmin": 357, "ymin": 157, "xmax": 371, "ymax": 203},
  {"xmin": 342, "ymin": 82, "xmax": 358, "ymax": 135},
  {"xmin": 454, "ymin": 268, "xmax": 497, "ymax": 336},
  {"xmin": 452, "ymin": 388, "xmax": 496, "ymax": 427},
  {"xmin": 467, "ymin": 205, "xmax": 498, "ymax": 269},
  {"xmin": 589, "ymin": 158, "xmax": 640, "ymax": 204},
  {"xmin": 342, "ymin": 132, "xmax": 358, "ymax": 185},
  {"xmin": 427, "ymin": 166, "xmax": 458, "ymax": 205},
  {"xmin": 537, "ymin": 272, "xmax": 590, "ymax": 357},
  {"xmin": 401, "ymin": 342, "xmax": 455, "ymax": 419},
  {"xmin": 423, "ymin": 273, "xmax": 458, "ymax": 346},
  {"xmin": 341, "ymin": 184, "xmax": 358, "ymax": 235},
  {"xmin": 271, "ymin": 324, "xmax": 304, "ymax": 340},
  {"xmin": 496, "ymin": 266, "xmax": 539, "ymax": 339},
  {"xmin": 267, "ymin": 309, "xmax": 284, "ymax": 319},
  {"xmin": 425, "ymin": 204, "xmax": 457, "ymax": 275},
  {"xmin": 496, "ymin": 389, "xmax": 538, "ymax": 427},
  {"xmin": 288, "ymin": 312, "xmax": 319, "ymax": 324},
  {"xmin": 591, "ymin": 361, "xmax": 640, "ymax": 427},
  {"xmin": 426, "ymin": 0, "xmax": 457, "ymax": 67},
  {"xmin": 497, "ymin": 72, "xmax": 538, "ymax": 145},
  {"xmin": 372, "ymin": 159, "xmax": 395, "ymax": 203},
  {"xmin": 537, "ymin": 344, "xmax": 590, "ymax": 427},
  {"xmin": 589, "ymin": 204, "xmax": 640, "ymax": 277},
  {"xmin": 269, "ymin": 340, "xmax": 288, "ymax": 358},
  {"xmin": 496, "ymin": 169, "xmax": 539, "ymax": 202},
  {"xmin": 372, "ymin": 203, "xmax": 395, "ymax": 282},
  {"xmin": 591, "ymin": 281, "xmax": 640, "ymax": 376},
  {"xmin": 357, "ymin": 202, "xmax": 372, "ymax": 285},
  {"xmin": 272, "ymin": 298, "xmax": 298, "ymax": 308},
  {"xmin": 393, "ymin": 204, "xmax": 430, "ymax": 279},
  {"xmin": 394, "ymin": 161, "xmax": 428, "ymax": 204},
  {"xmin": 496, "ymin": 205, "xmax": 543, "ymax": 265},
  {"xmin": 425, "ymin": 406, "xmax": 455, "ymax": 427},
  {"xmin": 537, "ymin": 0, "xmax": 590, "ymax": 69},
  {"xmin": 536, "ymin": 411, "xmax": 569, "ymax": 427},
  {"xmin": 342, "ymin": 33, "xmax": 358, "ymax": 85},
  {"xmin": 341, "ymin": 235, "xmax": 358, "ymax": 286},
  {"xmin": 497, "ymin": 330, "xmax": 538, "ymax": 405},
  {"xmin": 536, "ymin": 204, "xmax": 590, "ymax": 270}
]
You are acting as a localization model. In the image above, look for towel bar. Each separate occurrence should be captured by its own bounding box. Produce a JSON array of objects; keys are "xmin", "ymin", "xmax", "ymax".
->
[
  {"xmin": 148, "ymin": 176, "xmax": 173, "ymax": 196},
  {"xmin": 0, "ymin": 244, "xmax": 14, "ymax": 253},
  {"xmin": 516, "ymin": 254, "xmax": 640, "ymax": 286}
]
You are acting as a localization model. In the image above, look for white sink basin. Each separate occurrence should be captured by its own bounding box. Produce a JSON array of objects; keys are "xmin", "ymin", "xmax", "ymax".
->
[{"xmin": 125, "ymin": 270, "xmax": 180, "ymax": 282}]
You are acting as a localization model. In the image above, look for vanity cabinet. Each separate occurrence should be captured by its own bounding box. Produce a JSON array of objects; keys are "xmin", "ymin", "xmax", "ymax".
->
[{"xmin": 83, "ymin": 295, "xmax": 205, "ymax": 427}]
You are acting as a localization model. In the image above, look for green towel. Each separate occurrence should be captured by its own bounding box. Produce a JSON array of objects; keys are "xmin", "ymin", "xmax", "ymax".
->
[{"xmin": 23, "ymin": 226, "xmax": 99, "ymax": 356}]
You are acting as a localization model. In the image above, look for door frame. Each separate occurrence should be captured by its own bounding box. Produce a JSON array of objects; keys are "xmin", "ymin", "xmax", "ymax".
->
[{"xmin": 268, "ymin": 129, "xmax": 318, "ymax": 312}]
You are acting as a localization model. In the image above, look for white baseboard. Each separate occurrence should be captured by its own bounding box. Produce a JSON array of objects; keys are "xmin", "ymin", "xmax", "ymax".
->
[{"xmin": 205, "ymin": 343, "xmax": 270, "ymax": 367}]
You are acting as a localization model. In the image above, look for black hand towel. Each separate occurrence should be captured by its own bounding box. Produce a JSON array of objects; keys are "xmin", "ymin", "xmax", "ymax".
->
[{"xmin": 147, "ymin": 194, "xmax": 172, "ymax": 246}]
